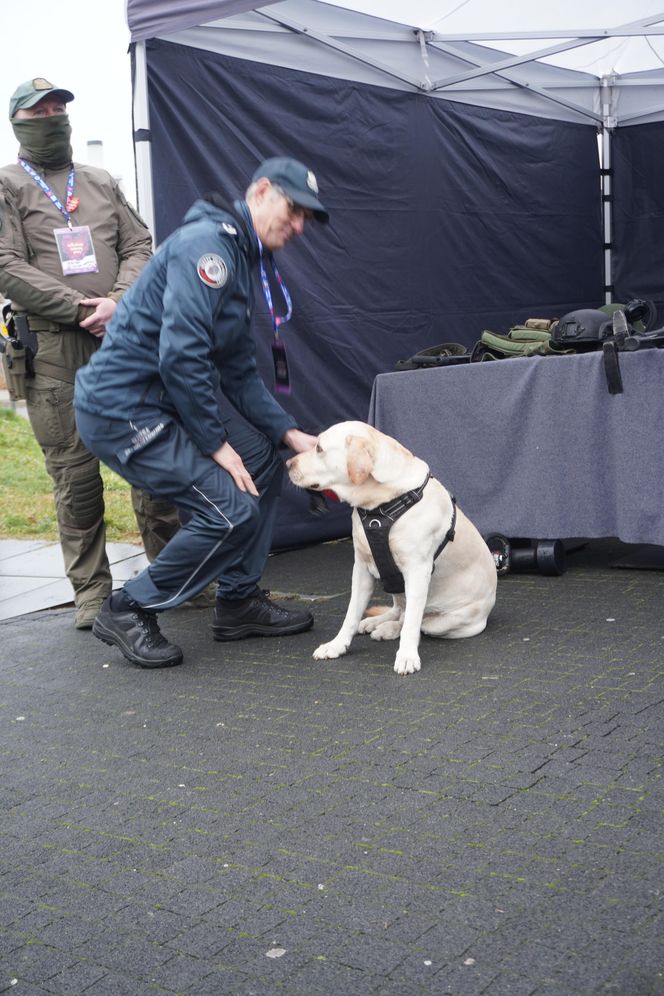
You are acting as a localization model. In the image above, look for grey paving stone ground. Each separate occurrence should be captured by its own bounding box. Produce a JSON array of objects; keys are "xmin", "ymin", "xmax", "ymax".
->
[{"xmin": 0, "ymin": 537, "xmax": 662, "ymax": 995}]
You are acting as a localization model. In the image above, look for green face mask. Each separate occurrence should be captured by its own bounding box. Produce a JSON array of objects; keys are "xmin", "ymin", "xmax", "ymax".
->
[{"xmin": 12, "ymin": 113, "xmax": 73, "ymax": 168}]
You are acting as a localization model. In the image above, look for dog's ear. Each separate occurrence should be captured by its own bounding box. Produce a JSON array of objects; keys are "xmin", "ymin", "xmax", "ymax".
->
[
  {"xmin": 369, "ymin": 430, "xmax": 412, "ymax": 483},
  {"xmin": 346, "ymin": 435, "xmax": 375, "ymax": 485}
]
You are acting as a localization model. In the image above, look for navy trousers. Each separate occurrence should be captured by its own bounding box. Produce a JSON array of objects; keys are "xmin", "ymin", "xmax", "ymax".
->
[{"xmin": 75, "ymin": 406, "xmax": 284, "ymax": 611}]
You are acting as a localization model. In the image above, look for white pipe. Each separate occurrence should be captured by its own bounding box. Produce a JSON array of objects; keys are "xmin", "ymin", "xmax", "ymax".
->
[
  {"xmin": 133, "ymin": 40, "xmax": 156, "ymax": 244},
  {"xmin": 600, "ymin": 75, "xmax": 615, "ymax": 304},
  {"xmin": 86, "ymin": 140, "xmax": 104, "ymax": 169}
]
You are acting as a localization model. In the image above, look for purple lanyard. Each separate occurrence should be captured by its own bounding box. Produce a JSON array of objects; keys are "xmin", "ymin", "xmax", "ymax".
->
[
  {"xmin": 19, "ymin": 159, "xmax": 76, "ymax": 228},
  {"xmin": 258, "ymin": 240, "xmax": 293, "ymax": 338}
]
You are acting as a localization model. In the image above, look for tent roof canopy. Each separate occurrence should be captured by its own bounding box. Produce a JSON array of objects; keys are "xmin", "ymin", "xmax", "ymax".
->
[
  {"xmin": 126, "ymin": 0, "xmax": 664, "ymax": 547},
  {"xmin": 126, "ymin": 0, "xmax": 664, "ymax": 127}
]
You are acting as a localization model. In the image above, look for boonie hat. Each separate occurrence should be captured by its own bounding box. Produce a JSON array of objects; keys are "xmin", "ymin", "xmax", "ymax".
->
[
  {"xmin": 253, "ymin": 157, "xmax": 329, "ymax": 223},
  {"xmin": 9, "ymin": 78, "xmax": 74, "ymax": 118}
]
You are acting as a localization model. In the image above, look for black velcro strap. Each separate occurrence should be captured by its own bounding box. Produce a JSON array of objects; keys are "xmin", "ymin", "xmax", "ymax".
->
[{"xmin": 602, "ymin": 341, "xmax": 623, "ymax": 395}]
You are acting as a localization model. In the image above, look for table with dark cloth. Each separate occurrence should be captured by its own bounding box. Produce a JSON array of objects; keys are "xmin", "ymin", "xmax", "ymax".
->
[{"xmin": 368, "ymin": 349, "xmax": 664, "ymax": 545}]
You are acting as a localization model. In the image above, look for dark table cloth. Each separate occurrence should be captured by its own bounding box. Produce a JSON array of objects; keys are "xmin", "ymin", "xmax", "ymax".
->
[{"xmin": 369, "ymin": 350, "xmax": 664, "ymax": 545}]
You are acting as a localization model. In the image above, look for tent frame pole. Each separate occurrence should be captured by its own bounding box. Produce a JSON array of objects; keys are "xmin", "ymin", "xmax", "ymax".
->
[
  {"xmin": 601, "ymin": 74, "xmax": 617, "ymax": 305},
  {"xmin": 133, "ymin": 40, "xmax": 156, "ymax": 241}
]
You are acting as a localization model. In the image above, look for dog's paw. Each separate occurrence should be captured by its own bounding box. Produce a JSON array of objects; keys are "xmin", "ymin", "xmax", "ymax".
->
[
  {"xmin": 313, "ymin": 639, "xmax": 349, "ymax": 660},
  {"xmin": 370, "ymin": 620, "xmax": 402, "ymax": 641},
  {"xmin": 393, "ymin": 650, "xmax": 421, "ymax": 675},
  {"xmin": 360, "ymin": 610, "xmax": 402, "ymax": 635},
  {"xmin": 359, "ymin": 615, "xmax": 380, "ymax": 634}
]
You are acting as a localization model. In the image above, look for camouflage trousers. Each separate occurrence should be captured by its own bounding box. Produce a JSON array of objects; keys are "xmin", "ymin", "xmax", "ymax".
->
[{"xmin": 25, "ymin": 374, "xmax": 180, "ymax": 609}]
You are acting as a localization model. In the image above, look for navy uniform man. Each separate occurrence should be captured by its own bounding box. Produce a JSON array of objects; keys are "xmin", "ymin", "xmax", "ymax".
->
[
  {"xmin": 0, "ymin": 78, "xmax": 181, "ymax": 628},
  {"xmin": 75, "ymin": 157, "xmax": 329, "ymax": 668}
]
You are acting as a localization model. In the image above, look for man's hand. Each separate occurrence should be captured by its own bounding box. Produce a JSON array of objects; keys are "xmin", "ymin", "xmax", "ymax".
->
[
  {"xmin": 282, "ymin": 428, "xmax": 317, "ymax": 453},
  {"xmin": 211, "ymin": 441, "xmax": 259, "ymax": 496},
  {"xmin": 78, "ymin": 297, "xmax": 117, "ymax": 338}
]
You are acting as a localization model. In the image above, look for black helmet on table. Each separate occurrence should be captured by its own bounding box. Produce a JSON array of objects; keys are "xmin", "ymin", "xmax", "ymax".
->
[
  {"xmin": 550, "ymin": 309, "xmax": 613, "ymax": 350},
  {"xmin": 551, "ymin": 298, "xmax": 658, "ymax": 351}
]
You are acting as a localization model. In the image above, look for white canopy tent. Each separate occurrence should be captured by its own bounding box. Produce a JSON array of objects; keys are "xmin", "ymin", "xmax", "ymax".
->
[
  {"xmin": 125, "ymin": 1, "xmax": 664, "ymax": 548},
  {"xmin": 128, "ymin": 1, "xmax": 664, "ymax": 299}
]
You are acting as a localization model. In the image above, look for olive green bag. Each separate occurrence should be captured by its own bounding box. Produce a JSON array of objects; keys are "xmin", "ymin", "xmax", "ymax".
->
[{"xmin": 476, "ymin": 319, "xmax": 574, "ymax": 361}]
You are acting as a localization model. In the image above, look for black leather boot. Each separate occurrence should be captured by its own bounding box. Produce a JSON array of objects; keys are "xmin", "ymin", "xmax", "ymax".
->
[
  {"xmin": 93, "ymin": 594, "xmax": 183, "ymax": 668},
  {"xmin": 212, "ymin": 588, "xmax": 313, "ymax": 641}
]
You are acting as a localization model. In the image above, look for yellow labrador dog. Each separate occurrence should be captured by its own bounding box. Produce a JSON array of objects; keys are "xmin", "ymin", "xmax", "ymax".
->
[{"xmin": 287, "ymin": 421, "xmax": 496, "ymax": 676}]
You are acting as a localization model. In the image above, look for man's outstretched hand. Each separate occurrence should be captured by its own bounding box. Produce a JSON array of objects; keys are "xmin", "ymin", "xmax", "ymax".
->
[{"xmin": 282, "ymin": 428, "xmax": 317, "ymax": 453}]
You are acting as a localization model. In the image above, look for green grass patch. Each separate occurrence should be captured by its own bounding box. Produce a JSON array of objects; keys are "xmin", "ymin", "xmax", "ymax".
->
[{"xmin": 0, "ymin": 408, "xmax": 141, "ymax": 543}]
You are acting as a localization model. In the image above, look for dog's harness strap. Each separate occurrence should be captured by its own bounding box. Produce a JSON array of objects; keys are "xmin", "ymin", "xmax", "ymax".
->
[
  {"xmin": 359, "ymin": 518, "xmax": 407, "ymax": 594},
  {"xmin": 433, "ymin": 496, "xmax": 457, "ymax": 562},
  {"xmin": 358, "ymin": 474, "xmax": 456, "ymax": 594}
]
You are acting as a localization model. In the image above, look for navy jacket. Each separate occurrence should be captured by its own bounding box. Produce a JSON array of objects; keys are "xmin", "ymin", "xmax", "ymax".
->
[{"xmin": 75, "ymin": 198, "xmax": 297, "ymax": 456}]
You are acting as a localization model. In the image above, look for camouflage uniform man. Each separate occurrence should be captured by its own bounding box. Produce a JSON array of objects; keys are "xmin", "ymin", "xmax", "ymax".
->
[{"xmin": 0, "ymin": 78, "xmax": 180, "ymax": 628}]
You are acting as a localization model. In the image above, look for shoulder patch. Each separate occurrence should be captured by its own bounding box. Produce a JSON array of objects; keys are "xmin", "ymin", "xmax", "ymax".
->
[{"xmin": 196, "ymin": 253, "xmax": 228, "ymax": 289}]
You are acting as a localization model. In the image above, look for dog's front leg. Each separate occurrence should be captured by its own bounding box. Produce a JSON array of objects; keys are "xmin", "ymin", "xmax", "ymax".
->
[
  {"xmin": 393, "ymin": 566, "xmax": 431, "ymax": 675},
  {"xmin": 313, "ymin": 559, "xmax": 374, "ymax": 660}
]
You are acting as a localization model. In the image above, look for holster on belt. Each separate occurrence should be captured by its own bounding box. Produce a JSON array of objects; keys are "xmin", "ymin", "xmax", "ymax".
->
[
  {"xmin": 0, "ymin": 311, "xmax": 77, "ymax": 396},
  {"xmin": 1, "ymin": 335, "xmax": 29, "ymax": 401},
  {"xmin": 0, "ymin": 310, "xmax": 36, "ymax": 400}
]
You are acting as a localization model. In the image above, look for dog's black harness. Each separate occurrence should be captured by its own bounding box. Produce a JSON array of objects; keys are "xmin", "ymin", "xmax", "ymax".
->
[{"xmin": 357, "ymin": 473, "xmax": 457, "ymax": 593}]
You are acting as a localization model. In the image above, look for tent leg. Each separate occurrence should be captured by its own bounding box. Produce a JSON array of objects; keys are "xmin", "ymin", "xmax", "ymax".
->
[
  {"xmin": 600, "ymin": 75, "xmax": 616, "ymax": 305},
  {"xmin": 132, "ymin": 40, "xmax": 156, "ymax": 241}
]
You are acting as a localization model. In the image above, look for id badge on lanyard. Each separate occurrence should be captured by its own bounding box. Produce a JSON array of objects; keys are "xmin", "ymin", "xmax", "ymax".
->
[
  {"xmin": 54, "ymin": 225, "xmax": 99, "ymax": 275},
  {"xmin": 259, "ymin": 243, "xmax": 293, "ymax": 395},
  {"xmin": 271, "ymin": 339, "xmax": 291, "ymax": 394},
  {"xmin": 19, "ymin": 159, "xmax": 99, "ymax": 276}
]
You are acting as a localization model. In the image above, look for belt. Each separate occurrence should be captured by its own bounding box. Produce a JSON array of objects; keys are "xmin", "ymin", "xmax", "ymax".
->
[
  {"xmin": 27, "ymin": 317, "xmax": 80, "ymax": 383},
  {"xmin": 27, "ymin": 318, "xmax": 81, "ymax": 332},
  {"xmin": 9, "ymin": 315, "xmax": 79, "ymax": 383}
]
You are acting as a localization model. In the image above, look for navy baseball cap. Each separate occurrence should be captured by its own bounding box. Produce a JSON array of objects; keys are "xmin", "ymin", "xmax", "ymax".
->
[
  {"xmin": 9, "ymin": 78, "xmax": 74, "ymax": 118},
  {"xmin": 253, "ymin": 157, "xmax": 329, "ymax": 223}
]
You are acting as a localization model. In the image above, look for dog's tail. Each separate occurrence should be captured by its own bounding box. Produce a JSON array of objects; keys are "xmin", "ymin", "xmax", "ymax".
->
[{"xmin": 364, "ymin": 605, "xmax": 390, "ymax": 617}]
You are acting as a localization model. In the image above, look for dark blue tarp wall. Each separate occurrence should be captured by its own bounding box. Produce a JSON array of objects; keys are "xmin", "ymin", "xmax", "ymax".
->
[
  {"xmin": 140, "ymin": 37, "xmax": 604, "ymax": 548},
  {"xmin": 612, "ymin": 123, "xmax": 664, "ymax": 323}
]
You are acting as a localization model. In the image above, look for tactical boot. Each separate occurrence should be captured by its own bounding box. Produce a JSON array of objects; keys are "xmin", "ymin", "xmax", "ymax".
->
[
  {"xmin": 181, "ymin": 582, "xmax": 218, "ymax": 610},
  {"xmin": 212, "ymin": 588, "xmax": 313, "ymax": 641},
  {"xmin": 75, "ymin": 596, "xmax": 107, "ymax": 630},
  {"xmin": 93, "ymin": 595, "xmax": 183, "ymax": 668}
]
